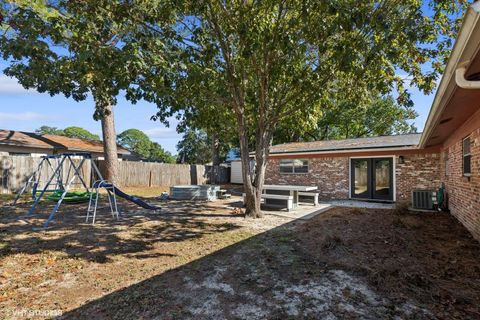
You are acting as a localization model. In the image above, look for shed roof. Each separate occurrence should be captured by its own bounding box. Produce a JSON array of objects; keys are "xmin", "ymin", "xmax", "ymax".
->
[{"xmin": 269, "ymin": 133, "xmax": 421, "ymax": 155}]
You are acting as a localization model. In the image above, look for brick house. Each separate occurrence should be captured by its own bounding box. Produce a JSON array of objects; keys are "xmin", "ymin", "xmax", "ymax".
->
[
  {"xmin": 266, "ymin": 134, "xmax": 441, "ymax": 203},
  {"xmin": 265, "ymin": 3, "xmax": 480, "ymax": 240}
]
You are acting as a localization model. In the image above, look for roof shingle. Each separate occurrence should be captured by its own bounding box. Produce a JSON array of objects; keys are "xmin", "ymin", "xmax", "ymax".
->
[
  {"xmin": 43, "ymin": 134, "xmax": 130, "ymax": 155},
  {"xmin": 0, "ymin": 130, "xmax": 130, "ymax": 155},
  {"xmin": 0, "ymin": 130, "xmax": 55, "ymax": 149},
  {"xmin": 269, "ymin": 133, "xmax": 422, "ymax": 155}
]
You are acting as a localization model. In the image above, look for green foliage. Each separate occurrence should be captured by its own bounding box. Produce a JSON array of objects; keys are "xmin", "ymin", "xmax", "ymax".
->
[
  {"xmin": 35, "ymin": 125, "xmax": 64, "ymax": 136},
  {"xmin": 0, "ymin": 0, "xmax": 175, "ymax": 116},
  {"xmin": 136, "ymin": 0, "xmax": 468, "ymax": 215},
  {"xmin": 274, "ymin": 94, "xmax": 418, "ymax": 143},
  {"xmin": 117, "ymin": 129, "xmax": 152, "ymax": 159},
  {"xmin": 63, "ymin": 126, "xmax": 100, "ymax": 141},
  {"xmin": 149, "ymin": 142, "xmax": 176, "ymax": 164},
  {"xmin": 35, "ymin": 125, "xmax": 100, "ymax": 140},
  {"xmin": 176, "ymin": 129, "xmax": 212, "ymax": 164},
  {"xmin": 117, "ymin": 128, "xmax": 174, "ymax": 163}
]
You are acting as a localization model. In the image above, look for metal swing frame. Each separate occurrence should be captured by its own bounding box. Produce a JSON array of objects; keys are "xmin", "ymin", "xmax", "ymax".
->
[
  {"xmin": 19, "ymin": 152, "xmax": 119, "ymax": 229},
  {"xmin": 12, "ymin": 155, "xmax": 64, "ymax": 206}
]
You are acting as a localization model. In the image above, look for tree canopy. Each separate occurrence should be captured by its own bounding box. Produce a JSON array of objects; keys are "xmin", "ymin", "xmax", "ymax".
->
[
  {"xmin": 176, "ymin": 129, "xmax": 213, "ymax": 165},
  {"xmin": 1, "ymin": 0, "xmax": 469, "ymax": 217},
  {"xmin": 0, "ymin": 0, "xmax": 175, "ymax": 182},
  {"xmin": 63, "ymin": 126, "xmax": 100, "ymax": 141},
  {"xmin": 35, "ymin": 125, "xmax": 100, "ymax": 140},
  {"xmin": 274, "ymin": 94, "xmax": 418, "ymax": 144},
  {"xmin": 117, "ymin": 128, "xmax": 175, "ymax": 163},
  {"xmin": 135, "ymin": 0, "xmax": 467, "ymax": 217},
  {"xmin": 35, "ymin": 125, "xmax": 64, "ymax": 136}
]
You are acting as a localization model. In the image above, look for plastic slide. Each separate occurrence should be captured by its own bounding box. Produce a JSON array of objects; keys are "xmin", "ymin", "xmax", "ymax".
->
[
  {"xmin": 95, "ymin": 181, "xmax": 161, "ymax": 210},
  {"xmin": 112, "ymin": 187, "xmax": 161, "ymax": 210}
]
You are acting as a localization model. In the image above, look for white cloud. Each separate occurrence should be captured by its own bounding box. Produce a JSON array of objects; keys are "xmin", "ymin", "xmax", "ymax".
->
[
  {"xmin": 0, "ymin": 75, "xmax": 39, "ymax": 95},
  {"xmin": 144, "ymin": 127, "xmax": 180, "ymax": 139},
  {"xmin": 0, "ymin": 112, "xmax": 62, "ymax": 123}
]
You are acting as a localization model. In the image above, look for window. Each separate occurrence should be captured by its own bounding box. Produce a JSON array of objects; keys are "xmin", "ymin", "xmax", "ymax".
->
[
  {"xmin": 279, "ymin": 159, "xmax": 309, "ymax": 174},
  {"xmin": 463, "ymin": 137, "xmax": 471, "ymax": 176}
]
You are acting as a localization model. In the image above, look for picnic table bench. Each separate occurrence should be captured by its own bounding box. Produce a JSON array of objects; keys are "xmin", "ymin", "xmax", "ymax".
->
[
  {"xmin": 242, "ymin": 185, "xmax": 318, "ymax": 211},
  {"xmin": 242, "ymin": 193, "xmax": 294, "ymax": 211}
]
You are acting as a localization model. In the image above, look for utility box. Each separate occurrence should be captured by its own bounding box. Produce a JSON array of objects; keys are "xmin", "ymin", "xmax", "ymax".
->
[{"xmin": 411, "ymin": 189, "xmax": 437, "ymax": 210}]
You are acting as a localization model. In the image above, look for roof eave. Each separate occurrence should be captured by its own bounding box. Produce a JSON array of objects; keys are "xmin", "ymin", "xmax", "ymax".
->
[
  {"xmin": 268, "ymin": 145, "xmax": 419, "ymax": 157},
  {"xmin": 419, "ymin": 3, "xmax": 480, "ymax": 148},
  {"xmin": 0, "ymin": 141, "xmax": 54, "ymax": 150}
]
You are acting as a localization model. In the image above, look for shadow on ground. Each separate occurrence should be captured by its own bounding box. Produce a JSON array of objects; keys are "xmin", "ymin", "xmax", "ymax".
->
[
  {"xmin": 0, "ymin": 196, "xmax": 242, "ymax": 263},
  {"xmin": 59, "ymin": 207, "xmax": 480, "ymax": 320}
]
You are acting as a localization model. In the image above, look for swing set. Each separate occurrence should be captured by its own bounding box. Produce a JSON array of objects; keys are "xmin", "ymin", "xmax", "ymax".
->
[{"xmin": 13, "ymin": 152, "xmax": 119, "ymax": 229}]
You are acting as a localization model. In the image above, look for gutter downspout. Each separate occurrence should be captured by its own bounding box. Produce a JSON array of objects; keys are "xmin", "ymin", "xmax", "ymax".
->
[
  {"xmin": 456, "ymin": 2, "xmax": 480, "ymax": 90},
  {"xmin": 455, "ymin": 65, "xmax": 480, "ymax": 89}
]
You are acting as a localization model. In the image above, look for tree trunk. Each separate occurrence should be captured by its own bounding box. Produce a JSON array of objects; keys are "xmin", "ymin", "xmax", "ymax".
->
[
  {"xmin": 211, "ymin": 134, "xmax": 221, "ymax": 166},
  {"xmin": 238, "ymin": 119, "xmax": 272, "ymax": 219},
  {"xmin": 100, "ymin": 103, "xmax": 119, "ymax": 184},
  {"xmin": 211, "ymin": 134, "xmax": 221, "ymax": 184}
]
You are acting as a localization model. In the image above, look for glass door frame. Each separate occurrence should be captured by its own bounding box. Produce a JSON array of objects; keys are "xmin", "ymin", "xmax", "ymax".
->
[{"xmin": 350, "ymin": 157, "xmax": 395, "ymax": 201}]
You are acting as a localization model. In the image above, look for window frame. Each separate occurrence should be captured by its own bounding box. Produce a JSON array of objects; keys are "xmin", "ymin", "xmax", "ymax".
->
[
  {"xmin": 463, "ymin": 137, "xmax": 472, "ymax": 176},
  {"xmin": 279, "ymin": 159, "xmax": 309, "ymax": 174}
]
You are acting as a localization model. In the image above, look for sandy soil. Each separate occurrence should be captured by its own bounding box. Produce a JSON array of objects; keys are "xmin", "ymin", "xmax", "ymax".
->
[{"xmin": 1, "ymin": 194, "xmax": 479, "ymax": 319}]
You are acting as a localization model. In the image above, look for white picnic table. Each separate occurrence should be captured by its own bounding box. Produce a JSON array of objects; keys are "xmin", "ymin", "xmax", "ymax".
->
[{"xmin": 263, "ymin": 185, "xmax": 318, "ymax": 208}]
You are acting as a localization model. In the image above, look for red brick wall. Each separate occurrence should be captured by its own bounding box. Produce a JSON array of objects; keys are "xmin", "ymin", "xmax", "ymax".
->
[
  {"xmin": 265, "ymin": 157, "xmax": 350, "ymax": 199},
  {"xmin": 440, "ymin": 127, "xmax": 480, "ymax": 241},
  {"xmin": 265, "ymin": 153, "xmax": 441, "ymax": 202},
  {"xmin": 395, "ymin": 153, "xmax": 442, "ymax": 202}
]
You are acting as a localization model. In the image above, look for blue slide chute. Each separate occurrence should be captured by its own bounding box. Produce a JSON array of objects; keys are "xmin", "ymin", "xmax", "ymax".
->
[{"xmin": 94, "ymin": 181, "xmax": 161, "ymax": 210}]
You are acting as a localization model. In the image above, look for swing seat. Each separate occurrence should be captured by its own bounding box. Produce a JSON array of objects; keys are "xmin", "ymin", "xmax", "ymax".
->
[{"xmin": 47, "ymin": 191, "xmax": 95, "ymax": 204}]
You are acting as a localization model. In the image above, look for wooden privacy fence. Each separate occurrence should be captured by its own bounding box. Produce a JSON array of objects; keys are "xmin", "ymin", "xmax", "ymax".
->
[
  {"xmin": 0, "ymin": 155, "xmax": 92, "ymax": 194},
  {"xmin": 97, "ymin": 161, "xmax": 230, "ymax": 187},
  {"xmin": 0, "ymin": 155, "xmax": 230, "ymax": 194}
]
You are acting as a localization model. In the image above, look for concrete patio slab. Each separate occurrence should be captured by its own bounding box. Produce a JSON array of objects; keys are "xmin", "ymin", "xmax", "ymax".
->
[
  {"xmin": 324, "ymin": 199, "xmax": 395, "ymax": 209},
  {"xmin": 264, "ymin": 203, "xmax": 333, "ymax": 220}
]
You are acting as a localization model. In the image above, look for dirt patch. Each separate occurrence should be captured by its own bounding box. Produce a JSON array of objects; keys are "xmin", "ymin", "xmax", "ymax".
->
[
  {"xmin": 1, "ymin": 195, "xmax": 480, "ymax": 319},
  {"xmin": 0, "ymin": 194, "xmax": 283, "ymax": 319},
  {"xmin": 296, "ymin": 207, "xmax": 480, "ymax": 319}
]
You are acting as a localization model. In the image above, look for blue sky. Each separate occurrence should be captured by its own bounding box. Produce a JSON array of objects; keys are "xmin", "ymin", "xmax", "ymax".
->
[{"xmin": 0, "ymin": 69, "xmax": 182, "ymax": 154}]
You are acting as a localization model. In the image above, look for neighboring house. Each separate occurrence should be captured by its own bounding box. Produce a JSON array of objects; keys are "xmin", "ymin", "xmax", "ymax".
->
[
  {"xmin": 0, "ymin": 130, "xmax": 56, "ymax": 156},
  {"xmin": 264, "ymin": 3, "xmax": 480, "ymax": 240},
  {"xmin": 0, "ymin": 130, "xmax": 130, "ymax": 159}
]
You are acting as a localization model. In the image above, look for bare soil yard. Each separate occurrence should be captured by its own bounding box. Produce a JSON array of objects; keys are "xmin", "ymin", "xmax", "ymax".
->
[{"xmin": 1, "ymin": 193, "xmax": 479, "ymax": 319}]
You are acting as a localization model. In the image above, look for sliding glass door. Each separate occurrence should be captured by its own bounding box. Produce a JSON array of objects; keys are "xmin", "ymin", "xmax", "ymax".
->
[{"xmin": 351, "ymin": 158, "xmax": 393, "ymax": 201}]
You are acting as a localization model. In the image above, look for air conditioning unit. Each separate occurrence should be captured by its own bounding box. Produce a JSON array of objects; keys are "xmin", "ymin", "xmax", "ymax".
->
[{"xmin": 412, "ymin": 190, "xmax": 437, "ymax": 210}]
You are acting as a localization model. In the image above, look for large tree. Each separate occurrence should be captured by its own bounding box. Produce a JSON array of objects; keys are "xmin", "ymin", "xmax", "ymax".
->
[
  {"xmin": 176, "ymin": 129, "xmax": 213, "ymax": 164},
  {"xmin": 63, "ymin": 126, "xmax": 100, "ymax": 141},
  {"xmin": 35, "ymin": 125, "xmax": 100, "ymax": 140},
  {"xmin": 117, "ymin": 129, "xmax": 153, "ymax": 160},
  {"xmin": 142, "ymin": 0, "xmax": 466, "ymax": 218},
  {"xmin": 117, "ymin": 128, "xmax": 174, "ymax": 163},
  {"xmin": 274, "ymin": 94, "xmax": 418, "ymax": 143},
  {"xmin": 0, "ymin": 1, "xmax": 173, "ymax": 183}
]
